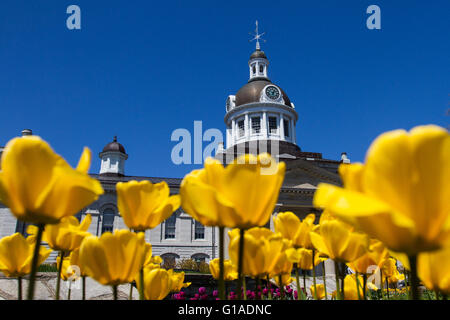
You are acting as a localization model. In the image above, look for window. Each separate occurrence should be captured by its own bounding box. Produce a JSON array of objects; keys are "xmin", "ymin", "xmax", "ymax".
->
[
  {"xmin": 194, "ymin": 220, "xmax": 205, "ymax": 240},
  {"xmin": 268, "ymin": 116, "xmax": 278, "ymax": 134},
  {"xmin": 259, "ymin": 64, "xmax": 264, "ymax": 74},
  {"xmin": 15, "ymin": 221, "xmax": 30, "ymax": 237},
  {"xmin": 284, "ymin": 119, "xmax": 290, "ymax": 137},
  {"xmin": 101, "ymin": 208, "xmax": 115, "ymax": 234},
  {"xmin": 192, "ymin": 253, "xmax": 208, "ymax": 263},
  {"xmin": 165, "ymin": 214, "xmax": 176, "ymax": 239},
  {"xmin": 252, "ymin": 65, "xmax": 256, "ymax": 75},
  {"xmin": 251, "ymin": 117, "xmax": 261, "ymax": 134},
  {"xmin": 238, "ymin": 120, "xmax": 245, "ymax": 137}
]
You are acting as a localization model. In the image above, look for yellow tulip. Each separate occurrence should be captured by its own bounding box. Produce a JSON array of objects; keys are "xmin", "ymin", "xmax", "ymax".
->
[
  {"xmin": 168, "ymin": 269, "xmax": 191, "ymax": 292},
  {"xmin": 180, "ymin": 154, "xmax": 285, "ymax": 228},
  {"xmin": 418, "ymin": 246, "xmax": 450, "ymax": 294},
  {"xmin": 310, "ymin": 283, "xmax": 326, "ymax": 300},
  {"xmin": 286, "ymin": 247, "xmax": 323, "ymax": 270},
  {"xmin": 0, "ymin": 136, "xmax": 103, "ymax": 225},
  {"xmin": 314, "ymin": 125, "xmax": 450, "ymax": 255},
  {"xmin": 347, "ymin": 239, "xmax": 389, "ymax": 274},
  {"xmin": 310, "ymin": 219, "xmax": 369, "ymax": 263},
  {"xmin": 28, "ymin": 215, "xmax": 92, "ymax": 252},
  {"xmin": 56, "ymin": 255, "xmax": 79, "ymax": 281},
  {"xmin": 79, "ymin": 229, "xmax": 145, "ymax": 286},
  {"xmin": 209, "ymin": 258, "xmax": 238, "ymax": 281},
  {"xmin": 381, "ymin": 258, "xmax": 398, "ymax": 278},
  {"xmin": 271, "ymin": 239, "xmax": 293, "ymax": 276},
  {"xmin": 228, "ymin": 227, "xmax": 287, "ymax": 277},
  {"xmin": 343, "ymin": 274, "xmax": 364, "ymax": 300},
  {"xmin": 68, "ymin": 248, "xmax": 86, "ymax": 277},
  {"xmin": 136, "ymin": 266, "xmax": 172, "ymax": 300},
  {"xmin": 273, "ymin": 273, "xmax": 294, "ymax": 288},
  {"xmin": 116, "ymin": 180, "xmax": 180, "ymax": 231},
  {"xmin": 274, "ymin": 212, "xmax": 316, "ymax": 249},
  {"xmin": 0, "ymin": 233, "xmax": 52, "ymax": 277}
]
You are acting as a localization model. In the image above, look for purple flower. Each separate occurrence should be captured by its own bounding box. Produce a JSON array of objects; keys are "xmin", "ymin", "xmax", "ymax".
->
[
  {"xmin": 213, "ymin": 290, "xmax": 218, "ymax": 297},
  {"xmin": 198, "ymin": 287, "xmax": 206, "ymax": 295}
]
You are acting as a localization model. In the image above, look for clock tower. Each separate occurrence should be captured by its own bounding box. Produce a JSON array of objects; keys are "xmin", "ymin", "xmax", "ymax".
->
[{"xmin": 217, "ymin": 22, "xmax": 301, "ymax": 163}]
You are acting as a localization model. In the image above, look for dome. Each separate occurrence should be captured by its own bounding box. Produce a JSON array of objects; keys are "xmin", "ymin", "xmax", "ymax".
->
[
  {"xmin": 102, "ymin": 136, "xmax": 126, "ymax": 154},
  {"xmin": 250, "ymin": 49, "xmax": 267, "ymax": 60},
  {"xmin": 234, "ymin": 79, "xmax": 291, "ymax": 107}
]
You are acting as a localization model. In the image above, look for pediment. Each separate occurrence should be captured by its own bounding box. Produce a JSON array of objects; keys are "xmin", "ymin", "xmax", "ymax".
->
[{"xmin": 282, "ymin": 158, "xmax": 342, "ymax": 189}]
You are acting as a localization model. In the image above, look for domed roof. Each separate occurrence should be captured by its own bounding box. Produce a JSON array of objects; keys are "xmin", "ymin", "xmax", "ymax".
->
[
  {"xmin": 102, "ymin": 136, "xmax": 126, "ymax": 154},
  {"xmin": 235, "ymin": 79, "xmax": 291, "ymax": 107},
  {"xmin": 250, "ymin": 49, "xmax": 267, "ymax": 60}
]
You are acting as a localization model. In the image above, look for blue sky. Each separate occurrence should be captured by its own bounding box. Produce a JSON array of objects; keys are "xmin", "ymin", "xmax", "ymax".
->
[{"xmin": 0, "ymin": 0, "xmax": 449, "ymax": 178}]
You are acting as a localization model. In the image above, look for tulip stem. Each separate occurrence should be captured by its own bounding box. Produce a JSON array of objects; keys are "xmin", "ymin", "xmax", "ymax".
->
[
  {"xmin": 129, "ymin": 283, "xmax": 133, "ymax": 300},
  {"xmin": 334, "ymin": 260, "xmax": 341, "ymax": 300},
  {"xmin": 68, "ymin": 281, "xmax": 72, "ymax": 300},
  {"xmin": 322, "ymin": 262, "xmax": 328, "ymax": 300},
  {"xmin": 266, "ymin": 275, "xmax": 273, "ymax": 300},
  {"xmin": 56, "ymin": 251, "xmax": 64, "ymax": 300},
  {"xmin": 27, "ymin": 223, "xmax": 44, "ymax": 300},
  {"xmin": 385, "ymin": 277, "xmax": 390, "ymax": 299},
  {"xmin": 303, "ymin": 272, "xmax": 306, "ymax": 299},
  {"xmin": 408, "ymin": 255, "xmax": 420, "ymax": 300},
  {"xmin": 237, "ymin": 228, "xmax": 245, "ymax": 300},
  {"xmin": 294, "ymin": 264, "xmax": 301, "ymax": 300},
  {"xmin": 17, "ymin": 277, "xmax": 22, "ymax": 300},
  {"xmin": 278, "ymin": 275, "xmax": 285, "ymax": 300},
  {"xmin": 112, "ymin": 285, "xmax": 118, "ymax": 300},
  {"xmin": 137, "ymin": 230, "xmax": 145, "ymax": 300},
  {"xmin": 82, "ymin": 276, "xmax": 86, "ymax": 300},
  {"xmin": 362, "ymin": 273, "xmax": 367, "ymax": 300},
  {"xmin": 218, "ymin": 226, "xmax": 225, "ymax": 300},
  {"xmin": 355, "ymin": 272, "xmax": 362, "ymax": 300},
  {"xmin": 312, "ymin": 249, "xmax": 318, "ymax": 300}
]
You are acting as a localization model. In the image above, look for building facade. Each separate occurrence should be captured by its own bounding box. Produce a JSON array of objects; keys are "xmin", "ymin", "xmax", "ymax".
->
[{"xmin": 0, "ymin": 45, "xmax": 348, "ymax": 272}]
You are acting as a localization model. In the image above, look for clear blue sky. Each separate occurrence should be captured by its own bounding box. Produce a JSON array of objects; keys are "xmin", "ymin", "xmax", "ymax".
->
[{"xmin": 0, "ymin": 0, "xmax": 449, "ymax": 178}]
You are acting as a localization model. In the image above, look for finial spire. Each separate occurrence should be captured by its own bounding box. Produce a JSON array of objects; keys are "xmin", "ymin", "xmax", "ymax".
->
[{"xmin": 249, "ymin": 20, "xmax": 265, "ymax": 50}]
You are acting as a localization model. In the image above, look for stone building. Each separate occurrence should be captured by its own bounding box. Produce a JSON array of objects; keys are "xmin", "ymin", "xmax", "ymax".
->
[{"xmin": 0, "ymin": 43, "xmax": 347, "ymax": 273}]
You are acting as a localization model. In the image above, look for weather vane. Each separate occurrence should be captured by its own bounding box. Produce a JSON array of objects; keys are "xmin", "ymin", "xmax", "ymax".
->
[{"xmin": 249, "ymin": 20, "xmax": 266, "ymax": 50}]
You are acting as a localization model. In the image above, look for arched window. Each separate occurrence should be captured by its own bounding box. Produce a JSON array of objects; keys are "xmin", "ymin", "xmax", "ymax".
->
[
  {"xmin": 102, "ymin": 208, "xmax": 115, "ymax": 234},
  {"xmin": 191, "ymin": 253, "xmax": 209, "ymax": 263},
  {"xmin": 259, "ymin": 64, "xmax": 264, "ymax": 74},
  {"xmin": 165, "ymin": 213, "xmax": 176, "ymax": 239},
  {"xmin": 252, "ymin": 65, "xmax": 256, "ymax": 75},
  {"xmin": 161, "ymin": 253, "xmax": 179, "ymax": 269},
  {"xmin": 194, "ymin": 220, "xmax": 205, "ymax": 239}
]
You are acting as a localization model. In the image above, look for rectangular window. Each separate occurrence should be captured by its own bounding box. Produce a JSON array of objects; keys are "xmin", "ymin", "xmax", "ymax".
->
[
  {"xmin": 194, "ymin": 220, "xmax": 205, "ymax": 240},
  {"xmin": 238, "ymin": 120, "xmax": 245, "ymax": 137},
  {"xmin": 165, "ymin": 214, "xmax": 176, "ymax": 239},
  {"xmin": 101, "ymin": 209, "xmax": 115, "ymax": 234},
  {"xmin": 284, "ymin": 119, "xmax": 290, "ymax": 137},
  {"xmin": 268, "ymin": 116, "xmax": 278, "ymax": 134},
  {"xmin": 251, "ymin": 117, "xmax": 261, "ymax": 134}
]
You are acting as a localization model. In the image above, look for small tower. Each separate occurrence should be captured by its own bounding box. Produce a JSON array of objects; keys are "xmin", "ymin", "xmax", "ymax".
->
[{"xmin": 99, "ymin": 136, "xmax": 128, "ymax": 176}]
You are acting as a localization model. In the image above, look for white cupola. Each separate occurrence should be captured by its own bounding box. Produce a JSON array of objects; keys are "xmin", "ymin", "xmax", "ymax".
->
[{"xmin": 99, "ymin": 136, "xmax": 128, "ymax": 176}]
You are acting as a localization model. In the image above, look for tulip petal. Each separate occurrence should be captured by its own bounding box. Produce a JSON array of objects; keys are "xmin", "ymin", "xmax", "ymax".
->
[{"xmin": 76, "ymin": 147, "xmax": 92, "ymax": 174}]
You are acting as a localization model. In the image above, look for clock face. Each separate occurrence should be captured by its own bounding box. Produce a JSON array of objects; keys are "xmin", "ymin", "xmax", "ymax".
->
[{"xmin": 265, "ymin": 86, "xmax": 280, "ymax": 100}]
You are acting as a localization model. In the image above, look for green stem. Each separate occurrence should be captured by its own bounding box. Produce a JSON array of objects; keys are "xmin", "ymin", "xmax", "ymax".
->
[
  {"xmin": 129, "ymin": 283, "xmax": 133, "ymax": 300},
  {"xmin": 294, "ymin": 264, "xmax": 301, "ymax": 301},
  {"xmin": 138, "ymin": 230, "xmax": 145, "ymax": 300},
  {"xmin": 266, "ymin": 275, "xmax": 272, "ymax": 300},
  {"xmin": 322, "ymin": 262, "xmax": 327, "ymax": 300},
  {"xmin": 18, "ymin": 277, "xmax": 22, "ymax": 300},
  {"xmin": 237, "ymin": 229, "xmax": 245, "ymax": 300},
  {"xmin": 278, "ymin": 275, "xmax": 285, "ymax": 300},
  {"xmin": 312, "ymin": 249, "xmax": 318, "ymax": 300},
  {"xmin": 362, "ymin": 273, "xmax": 367, "ymax": 300},
  {"xmin": 112, "ymin": 285, "xmax": 118, "ymax": 300},
  {"xmin": 82, "ymin": 276, "xmax": 86, "ymax": 300},
  {"xmin": 379, "ymin": 269, "xmax": 384, "ymax": 300},
  {"xmin": 219, "ymin": 226, "xmax": 225, "ymax": 300},
  {"xmin": 408, "ymin": 255, "xmax": 420, "ymax": 300},
  {"xmin": 334, "ymin": 260, "xmax": 341, "ymax": 300},
  {"xmin": 385, "ymin": 277, "xmax": 390, "ymax": 299},
  {"xmin": 243, "ymin": 276, "xmax": 247, "ymax": 300},
  {"xmin": 303, "ymin": 272, "xmax": 306, "ymax": 299},
  {"xmin": 68, "ymin": 281, "xmax": 72, "ymax": 300},
  {"xmin": 27, "ymin": 223, "xmax": 44, "ymax": 300},
  {"xmin": 256, "ymin": 277, "xmax": 261, "ymax": 300},
  {"xmin": 355, "ymin": 272, "xmax": 362, "ymax": 300},
  {"xmin": 56, "ymin": 251, "xmax": 64, "ymax": 300},
  {"xmin": 434, "ymin": 290, "xmax": 440, "ymax": 300}
]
